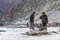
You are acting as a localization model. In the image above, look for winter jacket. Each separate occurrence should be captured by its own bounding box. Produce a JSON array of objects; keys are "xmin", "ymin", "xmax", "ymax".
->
[
  {"xmin": 30, "ymin": 14, "xmax": 34, "ymax": 22},
  {"xmin": 40, "ymin": 15, "xmax": 48, "ymax": 23}
]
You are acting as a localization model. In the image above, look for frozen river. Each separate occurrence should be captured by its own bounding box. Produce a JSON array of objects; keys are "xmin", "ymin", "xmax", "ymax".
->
[{"xmin": 0, "ymin": 26, "xmax": 60, "ymax": 40}]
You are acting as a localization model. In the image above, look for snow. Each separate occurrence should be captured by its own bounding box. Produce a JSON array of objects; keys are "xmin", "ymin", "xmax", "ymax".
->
[
  {"xmin": 15, "ymin": 21, "xmax": 28, "ymax": 24},
  {"xmin": 0, "ymin": 26, "xmax": 60, "ymax": 40},
  {"xmin": 48, "ymin": 10, "xmax": 60, "ymax": 23}
]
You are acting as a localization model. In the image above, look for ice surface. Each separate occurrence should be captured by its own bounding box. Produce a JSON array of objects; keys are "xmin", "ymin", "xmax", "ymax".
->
[{"xmin": 0, "ymin": 26, "xmax": 60, "ymax": 40}]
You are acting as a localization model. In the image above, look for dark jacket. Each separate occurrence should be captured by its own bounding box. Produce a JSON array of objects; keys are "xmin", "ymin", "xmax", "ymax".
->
[
  {"xmin": 30, "ymin": 14, "xmax": 34, "ymax": 22},
  {"xmin": 40, "ymin": 15, "xmax": 48, "ymax": 23}
]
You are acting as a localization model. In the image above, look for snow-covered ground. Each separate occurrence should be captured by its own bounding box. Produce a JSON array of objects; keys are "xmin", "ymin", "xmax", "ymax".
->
[{"xmin": 0, "ymin": 26, "xmax": 60, "ymax": 40}]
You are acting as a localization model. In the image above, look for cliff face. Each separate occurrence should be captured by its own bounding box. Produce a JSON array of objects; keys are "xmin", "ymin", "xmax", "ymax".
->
[
  {"xmin": 0, "ymin": 0, "xmax": 21, "ymax": 24},
  {"xmin": 4, "ymin": 0, "xmax": 46, "ymax": 24},
  {"xmin": 0, "ymin": 0, "xmax": 60, "ymax": 24}
]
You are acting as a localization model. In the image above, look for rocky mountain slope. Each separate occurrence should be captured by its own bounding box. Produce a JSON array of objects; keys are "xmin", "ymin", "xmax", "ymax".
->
[{"xmin": 0, "ymin": 0, "xmax": 60, "ymax": 24}]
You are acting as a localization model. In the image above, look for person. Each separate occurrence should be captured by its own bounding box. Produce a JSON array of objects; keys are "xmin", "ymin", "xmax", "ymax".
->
[
  {"xmin": 27, "ymin": 23, "xmax": 29, "ymax": 27},
  {"xmin": 29, "ymin": 12, "xmax": 35, "ymax": 30},
  {"xmin": 40, "ymin": 12, "xmax": 48, "ymax": 31}
]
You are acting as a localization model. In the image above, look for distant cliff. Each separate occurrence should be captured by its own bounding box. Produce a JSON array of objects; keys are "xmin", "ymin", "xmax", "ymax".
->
[{"xmin": 0, "ymin": 0, "xmax": 60, "ymax": 24}]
